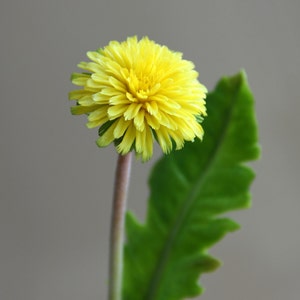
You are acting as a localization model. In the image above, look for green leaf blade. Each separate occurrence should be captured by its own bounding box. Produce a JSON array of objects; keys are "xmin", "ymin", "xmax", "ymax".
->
[{"xmin": 123, "ymin": 71, "xmax": 260, "ymax": 300}]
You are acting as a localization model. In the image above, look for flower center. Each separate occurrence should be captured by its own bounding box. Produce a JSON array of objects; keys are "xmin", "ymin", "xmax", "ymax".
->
[
  {"xmin": 128, "ymin": 70, "xmax": 159, "ymax": 102},
  {"xmin": 137, "ymin": 80, "xmax": 151, "ymax": 99}
]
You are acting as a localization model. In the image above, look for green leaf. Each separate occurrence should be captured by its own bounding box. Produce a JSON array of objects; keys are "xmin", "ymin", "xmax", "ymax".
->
[{"xmin": 123, "ymin": 71, "xmax": 260, "ymax": 300}]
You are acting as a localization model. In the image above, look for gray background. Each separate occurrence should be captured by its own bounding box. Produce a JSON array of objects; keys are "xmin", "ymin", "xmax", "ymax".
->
[{"xmin": 1, "ymin": 0, "xmax": 299, "ymax": 299}]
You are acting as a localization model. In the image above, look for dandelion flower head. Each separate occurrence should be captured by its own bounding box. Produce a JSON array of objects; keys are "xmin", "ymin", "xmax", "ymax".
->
[{"xmin": 69, "ymin": 36, "xmax": 207, "ymax": 161}]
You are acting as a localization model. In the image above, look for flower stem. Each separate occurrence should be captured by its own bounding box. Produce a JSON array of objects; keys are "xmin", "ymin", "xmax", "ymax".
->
[{"xmin": 108, "ymin": 152, "xmax": 133, "ymax": 300}]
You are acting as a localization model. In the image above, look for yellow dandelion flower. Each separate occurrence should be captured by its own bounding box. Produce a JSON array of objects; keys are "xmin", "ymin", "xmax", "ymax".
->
[{"xmin": 69, "ymin": 36, "xmax": 207, "ymax": 161}]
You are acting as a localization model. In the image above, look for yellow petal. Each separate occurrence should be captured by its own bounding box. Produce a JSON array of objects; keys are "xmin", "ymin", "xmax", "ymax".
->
[
  {"xmin": 78, "ymin": 96, "xmax": 95, "ymax": 106},
  {"xmin": 117, "ymin": 124, "xmax": 136, "ymax": 154},
  {"xmin": 69, "ymin": 90, "xmax": 92, "ymax": 100},
  {"xmin": 134, "ymin": 110, "xmax": 145, "ymax": 131},
  {"xmin": 113, "ymin": 118, "xmax": 131, "ymax": 138},
  {"xmin": 86, "ymin": 116, "xmax": 109, "ymax": 128},
  {"xmin": 96, "ymin": 122, "xmax": 117, "ymax": 147},
  {"xmin": 124, "ymin": 103, "xmax": 142, "ymax": 120},
  {"xmin": 144, "ymin": 101, "xmax": 159, "ymax": 115},
  {"xmin": 71, "ymin": 105, "xmax": 99, "ymax": 115},
  {"xmin": 108, "ymin": 105, "xmax": 128, "ymax": 119},
  {"xmin": 86, "ymin": 51, "xmax": 102, "ymax": 63},
  {"xmin": 71, "ymin": 73, "xmax": 90, "ymax": 86},
  {"xmin": 109, "ymin": 76, "xmax": 127, "ymax": 93},
  {"xmin": 109, "ymin": 94, "xmax": 130, "ymax": 105},
  {"xmin": 88, "ymin": 107, "xmax": 108, "ymax": 121},
  {"xmin": 155, "ymin": 127, "xmax": 173, "ymax": 153},
  {"xmin": 145, "ymin": 113, "xmax": 160, "ymax": 130}
]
